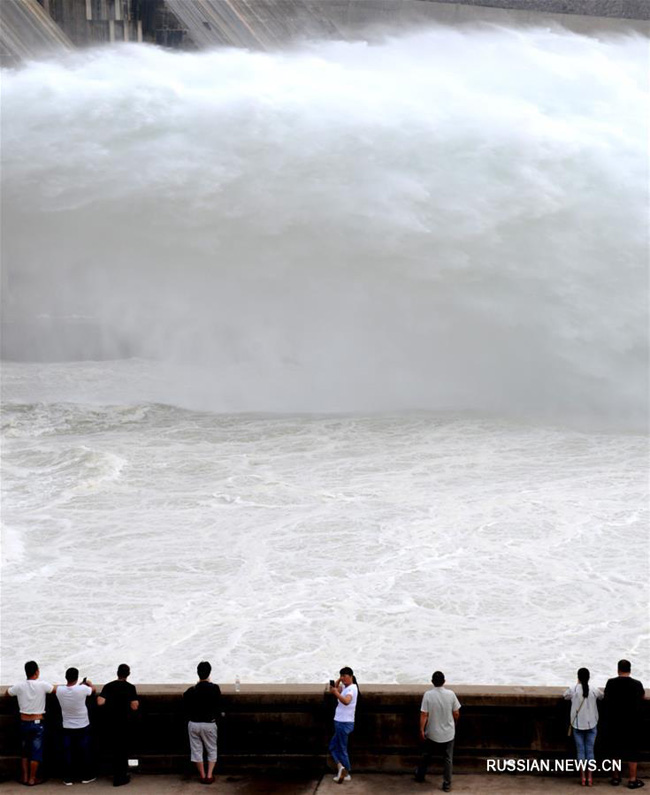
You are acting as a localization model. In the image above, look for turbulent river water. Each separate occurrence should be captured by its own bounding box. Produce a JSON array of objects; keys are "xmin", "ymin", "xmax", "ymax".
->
[{"xmin": 1, "ymin": 25, "xmax": 648, "ymax": 684}]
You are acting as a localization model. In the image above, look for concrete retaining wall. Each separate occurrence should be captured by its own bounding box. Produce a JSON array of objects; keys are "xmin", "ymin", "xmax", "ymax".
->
[
  {"xmin": 163, "ymin": 0, "xmax": 648, "ymax": 52},
  {"xmin": 436, "ymin": 0, "xmax": 649, "ymax": 21},
  {"xmin": 11, "ymin": 0, "xmax": 648, "ymax": 63},
  {"xmin": 1, "ymin": 685, "xmax": 648, "ymax": 782}
]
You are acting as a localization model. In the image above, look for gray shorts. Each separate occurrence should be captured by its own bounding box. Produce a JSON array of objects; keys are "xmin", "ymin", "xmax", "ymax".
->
[{"xmin": 188, "ymin": 721, "xmax": 217, "ymax": 763}]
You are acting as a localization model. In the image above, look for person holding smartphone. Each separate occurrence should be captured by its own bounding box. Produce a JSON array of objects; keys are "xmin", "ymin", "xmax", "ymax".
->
[
  {"xmin": 328, "ymin": 666, "xmax": 359, "ymax": 784},
  {"xmin": 56, "ymin": 667, "xmax": 96, "ymax": 785}
]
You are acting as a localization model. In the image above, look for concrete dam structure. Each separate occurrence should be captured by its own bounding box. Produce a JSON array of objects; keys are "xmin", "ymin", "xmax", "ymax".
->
[
  {"xmin": 0, "ymin": 0, "xmax": 648, "ymax": 64},
  {"xmin": 0, "ymin": 0, "xmax": 72, "ymax": 63}
]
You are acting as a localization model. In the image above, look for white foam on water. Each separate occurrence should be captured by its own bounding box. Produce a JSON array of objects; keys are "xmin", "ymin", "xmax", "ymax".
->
[
  {"xmin": 1, "ymin": 361, "xmax": 648, "ymax": 684},
  {"xmin": 1, "ymin": 25, "xmax": 648, "ymax": 684}
]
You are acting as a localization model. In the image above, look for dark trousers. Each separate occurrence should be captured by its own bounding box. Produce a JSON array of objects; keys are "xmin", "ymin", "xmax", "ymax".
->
[
  {"xmin": 107, "ymin": 727, "xmax": 129, "ymax": 783},
  {"xmin": 62, "ymin": 726, "xmax": 93, "ymax": 782},
  {"xmin": 416, "ymin": 738, "xmax": 454, "ymax": 784}
]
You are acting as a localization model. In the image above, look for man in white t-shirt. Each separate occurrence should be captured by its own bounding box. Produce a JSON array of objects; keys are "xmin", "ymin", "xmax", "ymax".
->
[
  {"xmin": 56, "ymin": 667, "xmax": 97, "ymax": 785},
  {"xmin": 415, "ymin": 670, "xmax": 461, "ymax": 792},
  {"xmin": 6, "ymin": 660, "xmax": 56, "ymax": 786}
]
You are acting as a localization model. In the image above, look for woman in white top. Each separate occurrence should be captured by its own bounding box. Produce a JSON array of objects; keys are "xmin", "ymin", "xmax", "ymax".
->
[
  {"xmin": 564, "ymin": 667, "xmax": 603, "ymax": 787},
  {"xmin": 328, "ymin": 666, "xmax": 359, "ymax": 784}
]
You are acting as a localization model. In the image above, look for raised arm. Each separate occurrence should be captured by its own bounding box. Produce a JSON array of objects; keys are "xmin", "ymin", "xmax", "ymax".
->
[
  {"xmin": 329, "ymin": 678, "xmax": 352, "ymax": 705},
  {"xmin": 331, "ymin": 689, "xmax": 352, "ymax": 705}
]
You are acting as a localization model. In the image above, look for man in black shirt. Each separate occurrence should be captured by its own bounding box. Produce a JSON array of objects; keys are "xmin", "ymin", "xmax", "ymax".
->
[
  {"xmin": 97, "ymin": 664, "xmax": 139, "ymax": 787},
  {"xmin": 604, "ymin": 659, "xmax": 646, "ymax": 789},
  {"xmin": 183, "ymin": 661, "xmax": 221, "ymax": 784}
]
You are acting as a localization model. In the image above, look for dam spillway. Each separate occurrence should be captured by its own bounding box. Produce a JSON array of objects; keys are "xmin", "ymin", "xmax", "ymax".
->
[
  {"xmin": 0, "ymin": 0, "xmax": 72, "ymax": 63},
  {"xmin": 1, "ymin": 0, "xmax": 648, "ymax": 62},
  {"xmin": 0, "ymin": 3, "xmax": 648, "ymax": 687}
]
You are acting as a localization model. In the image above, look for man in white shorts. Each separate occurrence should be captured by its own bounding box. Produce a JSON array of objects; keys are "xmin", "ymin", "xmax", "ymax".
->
[
  {"xmin": 183, "ymin": 661, "xmax": 221, "ymax": 784},
  {"xmin": 415, "ymin": 670, "xmax": 461, "ymax": 792}
]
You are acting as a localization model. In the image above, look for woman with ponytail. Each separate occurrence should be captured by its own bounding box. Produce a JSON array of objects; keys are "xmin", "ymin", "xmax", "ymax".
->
[
  {"xmin": 328, "ymin": 666, "xmax": 359, "ymax": 784},
  {"xmin": 564, "ymin": 667, "xmax": 604, "ymax": 786}
]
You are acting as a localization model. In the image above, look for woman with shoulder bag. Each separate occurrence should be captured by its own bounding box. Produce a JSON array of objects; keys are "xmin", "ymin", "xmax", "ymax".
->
[{"xmin": 564, "ymin": 667, "xmax": 603, "ymax": 787}]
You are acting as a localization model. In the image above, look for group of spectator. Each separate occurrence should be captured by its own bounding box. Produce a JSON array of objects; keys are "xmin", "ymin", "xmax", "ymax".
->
[
  {"xmin": 564, "ymin": 660, "xmax": 646, "ymax": 789},
  {"xmin": 5, "ymin": 658, "xmax": 646, "ymax": 790},
  {"xmin": 6, "ymin": 661, "xmax": 138, "ymax": 787}
]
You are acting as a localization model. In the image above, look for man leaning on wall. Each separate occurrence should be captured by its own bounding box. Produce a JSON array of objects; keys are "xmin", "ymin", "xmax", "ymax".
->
[
  {"xmin": 6, "ymin": 660, "xmax": 57, "ymax": 786},
  {"xmin": 97, "ymin": 663, "xmax": 139, "ymax": 787}
]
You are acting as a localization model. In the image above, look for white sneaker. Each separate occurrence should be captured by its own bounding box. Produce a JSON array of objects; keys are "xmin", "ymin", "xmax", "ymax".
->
[
  {"xmin": 81, "ymin": 779, "xmax": 96, "ymax": 784},
  {"xmin": 334, "ymin": 767, "xmax": 350, "ymax": 783},
  {"xmin": 63, "ymin": 783, "xmax": 73, "ymax": 787}
]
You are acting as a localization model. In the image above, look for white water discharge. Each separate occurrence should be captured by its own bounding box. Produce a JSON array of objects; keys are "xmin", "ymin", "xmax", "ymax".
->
[{"xmin": 1, "ymin": 27, "xmax": 648, "ymax": 684}]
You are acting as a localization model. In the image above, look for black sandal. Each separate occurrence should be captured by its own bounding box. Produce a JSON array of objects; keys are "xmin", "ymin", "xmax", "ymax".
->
[{"xmin": 628, "ymin": 782, "xmax": 645, "ymax": 790}]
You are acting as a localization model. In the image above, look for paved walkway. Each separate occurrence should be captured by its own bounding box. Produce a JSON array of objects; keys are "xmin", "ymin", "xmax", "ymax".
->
[{"xmin": 0, "ymin": 773, "xmax": 646, "ymax": 793}]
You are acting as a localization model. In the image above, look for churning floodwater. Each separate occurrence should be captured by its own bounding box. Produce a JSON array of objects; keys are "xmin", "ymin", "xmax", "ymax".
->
[{"xmin": 1, "ymin": 26, "xmax": 648, "ymax": 685}]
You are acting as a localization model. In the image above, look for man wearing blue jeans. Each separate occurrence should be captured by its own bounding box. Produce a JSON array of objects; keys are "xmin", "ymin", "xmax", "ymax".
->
[
  {"xmin": 415, "ymin": 671, "xmax": 461, "ymax": 792},
  {"xmin": 7, "ymin": 661, "xmax": 56, "ymax": 786}
]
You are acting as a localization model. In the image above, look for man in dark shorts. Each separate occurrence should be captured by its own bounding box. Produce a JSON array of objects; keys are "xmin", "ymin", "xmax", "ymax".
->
[
  {"xmin": 97, "ymin": 664, "xmax": 139, "ymax": 787},
  {"xmin": 604, "ymin": 659, "xmax": 646, "ymax": 789},
  {"xmin": 183, "ymin": 661, "xmax": 221, "ymax": 784}
]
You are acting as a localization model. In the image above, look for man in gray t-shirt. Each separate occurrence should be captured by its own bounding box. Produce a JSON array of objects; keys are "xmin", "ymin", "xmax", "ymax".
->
[{"xmin": 415, "ymin": 671, "xmax": 461, "ymax": 792}]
